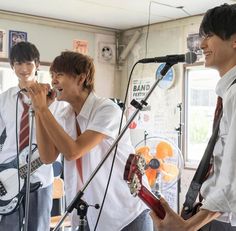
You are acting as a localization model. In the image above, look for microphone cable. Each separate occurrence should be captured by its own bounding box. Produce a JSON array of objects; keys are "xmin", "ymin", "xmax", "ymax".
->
[
  {"xmin": 93, "ymin": 61, "xmax": 140, "ymax": 231},
  {"xmin": 15, "ymin": 89, "xmax": 25, "ymax": 231},
  {"xmin": 94, "ymin": 2, "xmax": 153, "ymax": 228},
  {"xmin": 144, "ymin": 1, "xmax": 152, "ymax": 59}
]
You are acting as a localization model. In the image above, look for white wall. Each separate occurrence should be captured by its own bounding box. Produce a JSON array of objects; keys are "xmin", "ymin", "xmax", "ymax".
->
[
  {"xmin": 119, "ymin": 15, "xmax": 203, "ymax": 207},
  {"xmin": 0, "ymin": 11, "xmax": 117, "ymax": 97},
  {"xmin": 0, "ymin": 10, "xmax": 206, "ymax": 209}
]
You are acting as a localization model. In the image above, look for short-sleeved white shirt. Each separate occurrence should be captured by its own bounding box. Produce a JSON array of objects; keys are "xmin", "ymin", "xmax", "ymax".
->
[
  {"xmin": 201, "ymin": 66, "xmax": 236, "ymax": 225},
  {"xmin": 62, "ymin": 92, "xmax": 148, "ymax": 231},
  {"xmin": 0, "ymin": 86, "xmax": 65, "ymax": 187}
]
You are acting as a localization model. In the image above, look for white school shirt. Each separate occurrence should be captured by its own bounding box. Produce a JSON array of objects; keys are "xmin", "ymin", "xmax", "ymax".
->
[
  {"xmin": 0, "ymin": 86, "xmax": 65, "ymax": 188},
  {"xmin": 62, "ymin": 92, "xmax": 148, "ymax": 231},
  {"xmin": 201, "ymin": 65, "xmax": 236, "ymax": 225}
]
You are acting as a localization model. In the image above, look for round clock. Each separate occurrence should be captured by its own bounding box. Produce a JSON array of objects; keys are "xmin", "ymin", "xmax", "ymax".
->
[{"xmin": 155, "ymin": 63, "xmax": 175, "ymax": 90}]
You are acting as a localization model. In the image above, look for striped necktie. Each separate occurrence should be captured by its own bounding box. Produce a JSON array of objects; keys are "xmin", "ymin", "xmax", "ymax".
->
[
  {"xmin": 19, "ymin": 100, "xmax": 30, "ymax": 152},
  {"xmin": 213, "ymin": 96, "xmax": 222, "ymax": 130},
  {"xmin": 204, "ymin": 96, "xmax": 223, "ymax": 180},
  {"xmin": 75, "ymin": 120, "xmax": 83, "ymax": 182}
]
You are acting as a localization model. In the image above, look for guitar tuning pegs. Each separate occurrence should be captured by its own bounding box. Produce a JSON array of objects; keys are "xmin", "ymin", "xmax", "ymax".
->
[
  {"xmin": 137, "ymin": 156, "xmax": 146, "ymax": 175},
  {"xmin": 129, "ymin": 173, "xmax": 141, "ymax": 196}
]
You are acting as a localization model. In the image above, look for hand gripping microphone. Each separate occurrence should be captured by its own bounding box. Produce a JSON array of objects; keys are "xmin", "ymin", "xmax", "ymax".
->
[
  {"xmin": 20, "ymin": 88, "xmax": 53, "ymax": 97},
  {"xmin": 138, "ymin": 51, "xmax": 197, "ymax": 64}
]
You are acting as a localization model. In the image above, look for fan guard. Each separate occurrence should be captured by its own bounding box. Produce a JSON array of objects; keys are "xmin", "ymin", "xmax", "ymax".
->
[{"xmin": 135, "ymin": 136, "xmax": 183, "ymax": 193}]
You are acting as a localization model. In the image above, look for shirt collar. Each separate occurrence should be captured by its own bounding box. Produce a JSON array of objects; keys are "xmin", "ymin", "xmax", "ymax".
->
[
  {"xmin": 79, "ymin": 91, "xmax": 97, "ymax": 119},
  {"xmin": 12, "ymin": 86, "xmax": 21, "ymax": 96},
  {"xmin": 216, "ymin": 65, "xmax": 236, "ymax": 98},
  {"xmin": 14, "ymin": 86, "xmax": 31, "ymax": 104}
]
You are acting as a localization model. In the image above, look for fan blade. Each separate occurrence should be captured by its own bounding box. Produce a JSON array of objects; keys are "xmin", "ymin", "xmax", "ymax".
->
[
  {"xmin": 145, "ymin": 168, "xmax": 158, "ymax": 187},
  {"xmin": 136, "ymin": 146, "xmax": 152, "ymax": 163},
  {"xmin": 160, "ymin": 163, "xmax": 179, "ymax": 182},
  {"xmin": 155, "ymin": 141, "xmax": 174, "ymax": 159}
]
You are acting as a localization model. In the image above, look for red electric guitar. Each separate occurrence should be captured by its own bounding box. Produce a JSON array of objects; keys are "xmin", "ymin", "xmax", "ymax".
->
[{"xmin": 123, "ymin": 153, "xmax": 166, "ymax": 219}]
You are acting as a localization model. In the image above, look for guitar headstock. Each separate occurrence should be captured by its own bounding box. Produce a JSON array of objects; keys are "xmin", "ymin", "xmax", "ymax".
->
[
  {"xmin": 123, "ymin": 154, "xmax": 146, "ymax": 196},
  {"xmin": 124, "ymin": 153, "xmax": 166, "ymax": 219}
]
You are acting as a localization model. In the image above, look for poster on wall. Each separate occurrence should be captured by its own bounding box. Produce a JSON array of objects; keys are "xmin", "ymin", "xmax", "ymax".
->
[
  {"xmin": 73, "ymin": 39, "xmax": 88, "ymax": 54},
  {"xmin": 187, "ymin": 33, "xmax": 203, "ymax": 61},
  {"xmin": 9, "ymin": 30, "xmax": 27, "ymax": 53},
  {"xmin": 128, "ymin": 78, "xmax": 154, "ymax": 130},
  {"xmin": 0, "ymin": 29, "xmax": 6, "ymax": 58}
]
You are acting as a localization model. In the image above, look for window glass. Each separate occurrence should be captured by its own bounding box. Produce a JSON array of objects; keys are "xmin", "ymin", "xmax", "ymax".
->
[
  {"xmin": 184, "ymin": 66, "xmax": 220, "ymax": 167},
  {"xmin": 0, "ymin": 62, "xmax": 51, "ymax": 93}
]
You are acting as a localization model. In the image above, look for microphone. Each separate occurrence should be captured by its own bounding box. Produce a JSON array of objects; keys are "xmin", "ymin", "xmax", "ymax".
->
[
  {"xmin": 47, "ymin": 89, "xmax": 53, "ymax": 97},
  {"xmin": 138, "ymin": 51, "xmax": 197, "ymax": 64},
  {"xmin": 19, "ymin": 88, "xmax": 53, "ymax": 97}
]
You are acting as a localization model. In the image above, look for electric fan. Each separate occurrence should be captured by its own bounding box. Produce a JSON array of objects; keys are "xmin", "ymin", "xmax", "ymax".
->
[{"xmin": 135, "ymin": 136, "xmax": 183, "ymax": 194}]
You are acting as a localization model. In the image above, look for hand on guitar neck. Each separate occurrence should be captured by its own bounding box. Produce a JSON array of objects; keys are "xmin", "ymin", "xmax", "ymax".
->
[{"xmin": 123, "ymin": 154, "xmax": 166, "ymax": 219}]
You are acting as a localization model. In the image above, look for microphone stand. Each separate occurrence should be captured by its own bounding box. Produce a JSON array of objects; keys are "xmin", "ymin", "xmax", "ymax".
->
[
  {"xmin": 23, "ymin": 105, "xmax": 34, "ymax": 231},
  {"xmin": 76, "ymin": 199, "xmax": 89, "ymax": 231},
  {"xmin": 175, "ymin": 103, "xmax": 183, "ymax": 213},
  {"xmin": 53, "ymin": 61, "xmax": 177, "ymax": 231}
]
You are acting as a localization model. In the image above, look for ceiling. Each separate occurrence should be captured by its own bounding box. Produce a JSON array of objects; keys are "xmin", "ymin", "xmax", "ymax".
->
[{"xmin": 0, "ymin": 0, "xmax": 236, "ymax": 30}]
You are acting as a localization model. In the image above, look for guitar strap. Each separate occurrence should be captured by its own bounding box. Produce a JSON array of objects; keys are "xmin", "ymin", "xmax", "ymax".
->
[{"xmin": 182, "ymin": 78, "xmax": 236, "ymax": 216}]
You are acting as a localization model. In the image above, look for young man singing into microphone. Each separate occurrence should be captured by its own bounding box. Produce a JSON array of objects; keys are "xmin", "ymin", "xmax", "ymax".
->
[{"xmin": 27, "ymin": 51, "xmax": 153, "ymax": 231}]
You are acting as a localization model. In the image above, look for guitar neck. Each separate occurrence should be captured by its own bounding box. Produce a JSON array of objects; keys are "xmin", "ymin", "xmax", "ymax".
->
[
  {"xmin": 19, "ymin": 158, "xmax": 43, "ymax": 178},
  {"xmin": 139, "ymin": 185, "xmax": 166, "ymax": 219}
]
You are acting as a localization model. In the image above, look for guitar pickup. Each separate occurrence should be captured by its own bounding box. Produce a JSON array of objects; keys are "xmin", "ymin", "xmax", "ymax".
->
[{"xmin": 0, "ymin": 181, "xmax": 7, "ymax": 196}]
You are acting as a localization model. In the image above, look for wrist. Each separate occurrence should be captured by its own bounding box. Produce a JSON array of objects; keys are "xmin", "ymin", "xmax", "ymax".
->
[
  {"xmin": 183, "ymin": 219, "xmax": 197, "ymax": 231},
  {"xmin": 35, "ymin": 106, "xmax": 49, "ymax": 115}
]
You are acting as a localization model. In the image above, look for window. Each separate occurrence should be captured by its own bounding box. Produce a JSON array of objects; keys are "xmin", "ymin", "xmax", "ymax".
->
[
  {"xmin": 0, "ymin": 61, "xmax": 51, "ymax": 93},
  {"xmin": 184, "ymin": 65, "xmax": 220, "ymax": 168}
]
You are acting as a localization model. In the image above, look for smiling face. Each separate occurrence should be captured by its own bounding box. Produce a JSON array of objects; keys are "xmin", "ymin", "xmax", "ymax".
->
[
  {"xmin": 50, "ymin": 51, "xmax": 95, "ymax": 95},
  {"xmin": 200, "ymin": 34, "xmax": 236, "ymax": 76},
  {"xmin": 198, "ymin": 4, "xmax": 236, "ymax": 76},
  {"xmin": 9, "ymin": 41, "xmax": 40, "ymax": 87},
  {"xmin": 51, "ymin": 72, "xmax": 78, "ymax": 101},
  {"xmin": 12, "ymin": 61, "xmax": 38, "ymax": 83}
]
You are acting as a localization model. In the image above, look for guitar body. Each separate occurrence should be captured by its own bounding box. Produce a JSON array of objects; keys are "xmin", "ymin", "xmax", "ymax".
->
[
  {"xmin": 0, "ymin": 144, "xmax": 42, "ymax": 215},
  {"xmin": 124, "ymin": 154, "xmax": 166, "ymax": 219}
]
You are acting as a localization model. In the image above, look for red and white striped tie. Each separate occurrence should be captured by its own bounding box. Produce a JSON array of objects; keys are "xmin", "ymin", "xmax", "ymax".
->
[{"xmin": 19, "ymin": 101, "xmax": 30, "ymax": 152}]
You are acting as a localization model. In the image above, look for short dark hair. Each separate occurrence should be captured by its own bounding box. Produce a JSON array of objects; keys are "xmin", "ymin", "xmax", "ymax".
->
[
  {"xmin": 199, "ymin": 3, "xmax": 236, "ymax": 40},
  {"xmin": 9, "ymin": 41, "xmax": 40, "ymax": 66},
  {"xmin": 50, "ymin": 51, "xmax": 95, "ymax": 92}
]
